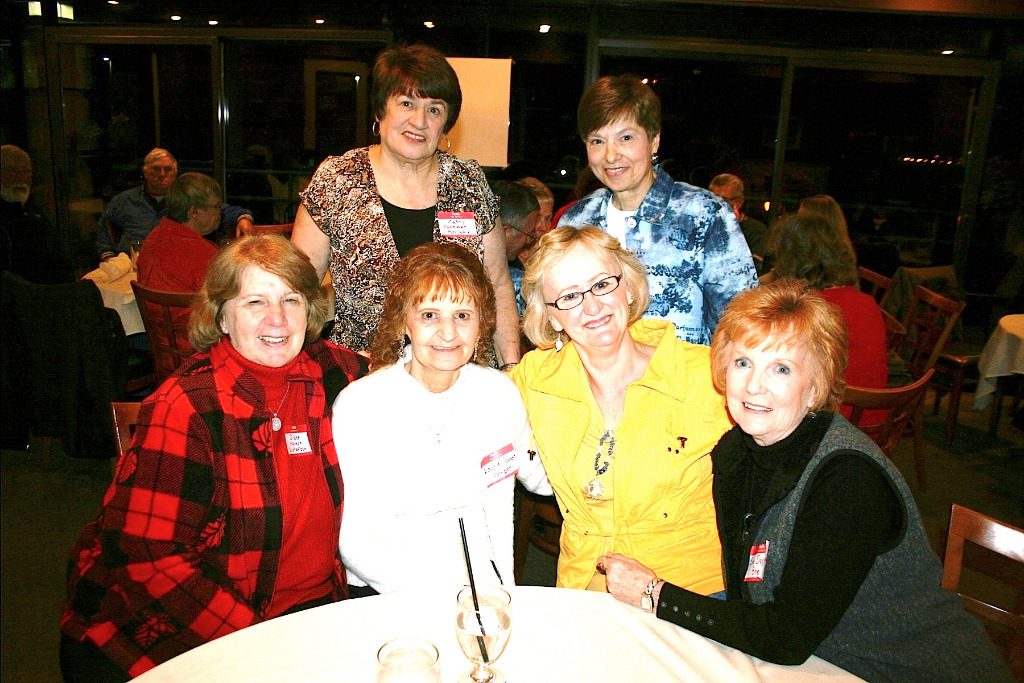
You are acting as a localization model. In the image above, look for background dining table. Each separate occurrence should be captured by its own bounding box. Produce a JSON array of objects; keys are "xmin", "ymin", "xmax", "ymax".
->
[
  {"xmin": 972, "ymin": 313, "xmax": 1024, "ymax": 411},
  {"xmin": 132, "ymin": 585, "xmax": 863, "ymax": 682},
  {"xmin": 82, "ymin": 254, "xmax": 144, "ymax": 336}
]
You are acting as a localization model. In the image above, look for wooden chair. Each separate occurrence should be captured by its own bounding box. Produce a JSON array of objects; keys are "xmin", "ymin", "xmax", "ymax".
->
[
  {"xmin": 843, "ymin": 368, "xmax": 934, "ymax": 462},
  {"xmin": 131, "ymin": 281, "xmax": 196, "ymax": 386},
  {"xmin": 881, "ymin": 309, "xmax": 907, "ymax": 357},
  {"xmin": 941, "ymin": 504, "xmax": 1024, "ymax": 678},
  {"xmin": 858, "ymin": 265, "xmax": 894, "ymax": 308},
  {"xmin": 514, "ymin": 483, "xmax": 562, "ymax": 584},
  {"xmin": 110, "ymin": 401, "xmax": 141, "ymax": 463},
  {"xmin": 894, "ymin": 285, "xmax": 965, "ymax": 490},
  {"xmin": 931, "ymin": 344, "xmax": 982, "ymax": 445}
]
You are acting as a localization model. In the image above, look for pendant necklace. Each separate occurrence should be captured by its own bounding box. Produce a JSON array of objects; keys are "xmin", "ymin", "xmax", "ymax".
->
[
  {"xmin": 583, "ymin": 429, "xmax": 615, "ymax": 500},
  {"xmin": 270, "ymin": 382, "xmax": 291, "ymax": 432}
]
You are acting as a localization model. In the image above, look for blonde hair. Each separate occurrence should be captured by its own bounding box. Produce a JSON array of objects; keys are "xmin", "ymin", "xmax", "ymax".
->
[
  {"xmin": 521, "ymin": 226, "xmax": 649, "ymax": 349},
  {"xmin": 710, "ymin": 278, "xmax": 848, "ymax": 412},
  {"xmin": 189, "ymin": 235, "xmax": 330, "ymax": 352}
]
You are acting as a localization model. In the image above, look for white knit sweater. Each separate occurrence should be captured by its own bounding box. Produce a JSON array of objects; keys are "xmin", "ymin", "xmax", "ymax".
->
[{"xmin": 332, "ymin": 362, "xmax": 550, "ymax": 594}]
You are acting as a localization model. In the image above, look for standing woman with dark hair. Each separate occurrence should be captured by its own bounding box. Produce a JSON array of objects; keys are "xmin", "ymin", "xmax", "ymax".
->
[
  {"xmin": 557, "ymin": 75, "xmax": 757, "ymax": 345},
  {"xmin": 292, "ymin": 44, "xmax": 521, "ymax": 370}
]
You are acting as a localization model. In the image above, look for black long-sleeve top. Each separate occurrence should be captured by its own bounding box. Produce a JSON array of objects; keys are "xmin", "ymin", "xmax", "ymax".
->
[{"xmin": 656, "ymin": 413, "xmax": 903, "ymax": 665}]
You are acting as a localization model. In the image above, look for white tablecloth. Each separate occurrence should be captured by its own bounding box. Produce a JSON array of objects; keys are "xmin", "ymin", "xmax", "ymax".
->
[
  {"xmin": 133, "ymin": 586, "xmax": 861, "ymax": 682},
  {"xmin": 82, "ymin": 263, "xmax": 144, "ymax": 336},
  {"xmin": 972, "ymin": 314, "xmax": 1024, "ymax": 410}
]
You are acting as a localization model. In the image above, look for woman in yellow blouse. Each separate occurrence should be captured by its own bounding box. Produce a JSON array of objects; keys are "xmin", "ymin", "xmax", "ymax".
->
[{"xmin": 510, "ymin": 226, "xmax": 731, "ymax": 597}]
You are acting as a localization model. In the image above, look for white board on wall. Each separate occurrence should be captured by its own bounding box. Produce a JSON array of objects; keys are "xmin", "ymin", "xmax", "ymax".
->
[{"xmin": 446, "ymin": 57, "xmax": 511, "ymax": 168}]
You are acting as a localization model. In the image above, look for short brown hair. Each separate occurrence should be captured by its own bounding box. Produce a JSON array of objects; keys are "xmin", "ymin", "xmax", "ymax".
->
[
  {"xmin": 371, "ymin": 44, "xmax": 462, "ymax": 133},
  {"xmin": 521, "ymin": 226, "xmax": 649, "ymax": 349},
  {"xmin": 369, "ymin": 242, "xmax": 496, "ymax": 369},
  {"xmin": 189, "ymin": 235, "xmax": 330, "ymax": 352},
  {"xmin": 710, "ymin": 278, "xmax": 848, "ymax": 412},
  {"xmin": 166, "ymin": 172, "xmax": 221, "ymax": 223},
  {"xmin": 577, "ymin": 75, "xmax": 661, "ymax": 141},
  {"xmin": 768, "ymin": 213, "xmax": 858, "ymax": 289}
]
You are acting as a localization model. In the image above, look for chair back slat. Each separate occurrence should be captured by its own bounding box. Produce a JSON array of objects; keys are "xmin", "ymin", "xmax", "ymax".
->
[
  {"xmin": 110, "ymin": 401, "xmax": 141, "ymax": 462},
  {"xmin": 131, "ymin": 281, "xmax": 197, "ymax": 385},
  {"xmin": 899, "ymin": 284, "xmax": 966, "ymax": 377},
  {"xmin": 842, "ymin": 368, "xmax": 934, "ymax": 458},
  {"xmin": 858, "ymin": 266, "xmax": 894, "ymax": 308}
]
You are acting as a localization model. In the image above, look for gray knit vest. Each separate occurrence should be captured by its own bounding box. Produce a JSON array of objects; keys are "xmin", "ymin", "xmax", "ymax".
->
[{"xmin": 746, "ymin": 415, "xmax": 1010, "ymax": 683}]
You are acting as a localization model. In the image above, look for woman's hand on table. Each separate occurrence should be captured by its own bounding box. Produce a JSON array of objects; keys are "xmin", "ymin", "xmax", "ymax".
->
[{"xmin": 599, "ymin": 553, "xmax": 661, "ymax": 610}]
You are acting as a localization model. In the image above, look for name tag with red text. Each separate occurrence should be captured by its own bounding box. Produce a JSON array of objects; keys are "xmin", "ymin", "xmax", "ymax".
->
[
  {"xmin": 480, "ymin": 443, "xmax": 518, "ymax": 488},
  {"xmin": 744, "ymin": 541, "xmax": 770, "ymax": 582},
  {"xmin": 284, "ymin": 425, "xmax": 313, "ymax": 456},
  {"xmin": 438, "ymin": 211, "xmax": 477, "ymax": 238}
]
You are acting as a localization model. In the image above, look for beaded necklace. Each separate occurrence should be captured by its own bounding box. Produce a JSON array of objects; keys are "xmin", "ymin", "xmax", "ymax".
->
[{"xmin": 583, "ymin": 429, "xmax": 615, "ymax": 500}]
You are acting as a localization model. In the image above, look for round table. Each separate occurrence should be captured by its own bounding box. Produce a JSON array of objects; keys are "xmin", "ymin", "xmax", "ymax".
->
[
  {"xmin": 972, "ymin": 314, "xmax": 1024, "ymax": 411},
  {"xmin": 132, "ymin": 586, "xmax": 861, "ymax": 682}
]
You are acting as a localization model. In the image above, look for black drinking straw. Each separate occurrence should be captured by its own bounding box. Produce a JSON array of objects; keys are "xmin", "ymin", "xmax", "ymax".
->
[{"xmin": 458, "ymin": 517, "xmax": 490, "ymax": 664}]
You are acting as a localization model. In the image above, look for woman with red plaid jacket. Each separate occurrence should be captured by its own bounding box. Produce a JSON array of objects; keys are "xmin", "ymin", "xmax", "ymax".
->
[{"xmin": 60, "ymin": 235, "xmax": 367, "ymax": 681}]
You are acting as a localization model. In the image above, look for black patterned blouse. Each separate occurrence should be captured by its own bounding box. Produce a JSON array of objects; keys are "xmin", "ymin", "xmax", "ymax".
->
[{"xmin": 301, "ymin": 147, "xmax": 498, "ymax": 351}]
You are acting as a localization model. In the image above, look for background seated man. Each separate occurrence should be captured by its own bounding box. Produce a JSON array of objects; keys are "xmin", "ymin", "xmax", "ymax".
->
[
  {"xmin": 1, "ymin": 144, "xmax": 75, "ymax": 283},
  {"xmin": 709, "ymin": 173, "xmax": 768, "ymax": 275},
  {"xmin": 97, "ymin": 148, "xmax": 253, "ymax": 263},
  {"xmin": 492, "ymin": 179, "xmax": 540, "ymax": 316}
]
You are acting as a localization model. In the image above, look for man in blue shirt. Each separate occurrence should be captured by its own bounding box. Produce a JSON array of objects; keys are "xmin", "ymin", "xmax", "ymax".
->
[{"xmin": 97, "ymin": 148, "xmax": 253, "ymax": 262}]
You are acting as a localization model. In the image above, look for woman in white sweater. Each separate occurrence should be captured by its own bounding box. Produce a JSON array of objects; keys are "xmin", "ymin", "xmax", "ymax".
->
[{"xmin": 333, "ymin": 242, "xmax": 550, "ymax": 596}]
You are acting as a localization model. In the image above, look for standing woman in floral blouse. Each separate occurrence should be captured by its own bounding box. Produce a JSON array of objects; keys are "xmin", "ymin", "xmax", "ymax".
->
[
  {"xmin": 60, "ymin": 236, "xmax": 366, "ymax": 680},
  {"xmin": 292, "ymin": 43, "xmax": 520, "ymax": 369}
]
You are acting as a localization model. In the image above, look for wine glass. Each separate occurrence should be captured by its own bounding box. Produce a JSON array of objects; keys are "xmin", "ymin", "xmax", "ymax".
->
[{"xmin": 455, "ymin": 586, "xmax": 511, "ymax": 683}]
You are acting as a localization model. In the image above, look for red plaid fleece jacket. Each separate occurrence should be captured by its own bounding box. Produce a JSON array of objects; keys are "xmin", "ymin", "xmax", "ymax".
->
[{"xmin": 60, "ymin": 339, "xmax": 366, "ymax": 676}]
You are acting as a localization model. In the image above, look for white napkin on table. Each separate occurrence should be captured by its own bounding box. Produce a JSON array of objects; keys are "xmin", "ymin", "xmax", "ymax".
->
[{"xmin": 99, "ymin": 252, "xmax": 132, "ymax": 281}]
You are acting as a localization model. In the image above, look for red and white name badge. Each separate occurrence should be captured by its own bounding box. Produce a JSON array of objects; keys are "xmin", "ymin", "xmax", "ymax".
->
[
  {"xmin": 743, "ymin": 540, "xmax": 770, "ymax": 582},
  {"xmin": 438, "ymin": 211, "xmax": 477, "ymax": 238},
  {"xmin": 480, "ymin": 443, "xmax": 518, "ymax": 488},
  {"xmin": 283, "ymin": 424, "xmax": 313, "ymax": 456}
]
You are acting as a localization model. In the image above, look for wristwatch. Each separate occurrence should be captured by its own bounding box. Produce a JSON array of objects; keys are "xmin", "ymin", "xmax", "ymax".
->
[{"xmin": 641, "ymin": 577, "xmax": 664, "ymax": 613}]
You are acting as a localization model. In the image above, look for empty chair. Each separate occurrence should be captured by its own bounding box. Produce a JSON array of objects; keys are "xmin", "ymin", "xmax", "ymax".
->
[
  {"xmin": 941, "ymin": 503, "xmax": 1024, "ymax": 679},
  {"xmin": 131, "ymin": 280, "xmax": 196, "ymax": 385},
  {"xmin": 843, "ymin": 368, "xmax": 934, "ymax": 464},
  {"xmin": 514, "ymin": 484, "xmax": 563, "ymax": 584}
]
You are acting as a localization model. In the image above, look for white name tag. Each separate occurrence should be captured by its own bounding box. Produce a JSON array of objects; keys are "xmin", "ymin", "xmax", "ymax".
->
[
  {"xmin": 480, "ymin": 443, "xmax": 518, "ymax": 488},
  {"xmin": 438, "ymin": 211, "xmax": 478, "ymax": 237},
  {"xmin": 744, "ymin": 540, "xmax": 770, "ymax": 582},
  {"xmin": 284, "ymin": 425, "xmax": 313, "ymax": 455}
]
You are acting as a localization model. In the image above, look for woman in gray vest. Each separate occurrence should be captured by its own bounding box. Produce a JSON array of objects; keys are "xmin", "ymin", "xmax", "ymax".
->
[{"xmin": 599, "ymin": 278, "xmax": 1010, "ymax": 682}]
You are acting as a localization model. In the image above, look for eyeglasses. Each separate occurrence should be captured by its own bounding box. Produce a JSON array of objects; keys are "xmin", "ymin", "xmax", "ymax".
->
[
  {"xmin": 506, "ymin": 223, "xmax": 536, "ymax": 244},
  {"xmin": 545, "ymin": 274, "xmax": 623, "ymax": 310}
]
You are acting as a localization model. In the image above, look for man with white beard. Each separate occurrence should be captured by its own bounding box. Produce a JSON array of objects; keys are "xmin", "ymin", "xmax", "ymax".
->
[{"xmin": 1, "ymin": 144, "xmax": 73, "ymax": 283}]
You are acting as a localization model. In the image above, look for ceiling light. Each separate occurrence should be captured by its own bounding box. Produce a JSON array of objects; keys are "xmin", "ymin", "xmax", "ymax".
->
[
  {"xmin": 170, "ymin": 14, "xmax": 181, "ymax": 21},
  {"xmin": 108, "ymin": 1, "xmax": 119, "ymax": 5},
  {"xmin": 941, "ymin": 49, "xmax": 954, "ymax": 55},
  {"xmin": 315, "ymin": 18, "xmax": 325, "ymax": 24},
  {"xmin": 423, "ymin": 21, "xmax": 435, "ymax": 29},
  {"xmin": 208, "ymin": 19, "xmax": 218, "ymax": 26},
  {"xmin": 539, "ymin": 24, "xmax": 551, "ymax": 33}
]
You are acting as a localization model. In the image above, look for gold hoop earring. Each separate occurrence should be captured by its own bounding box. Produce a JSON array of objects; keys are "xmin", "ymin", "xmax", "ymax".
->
[
  {"xmin": 372, "ymin": 120, "xmax": 380, "ymax": 136},
  {"xmin": 438, "ymin": 136, "xmax": 452, "ymax": 154}
]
